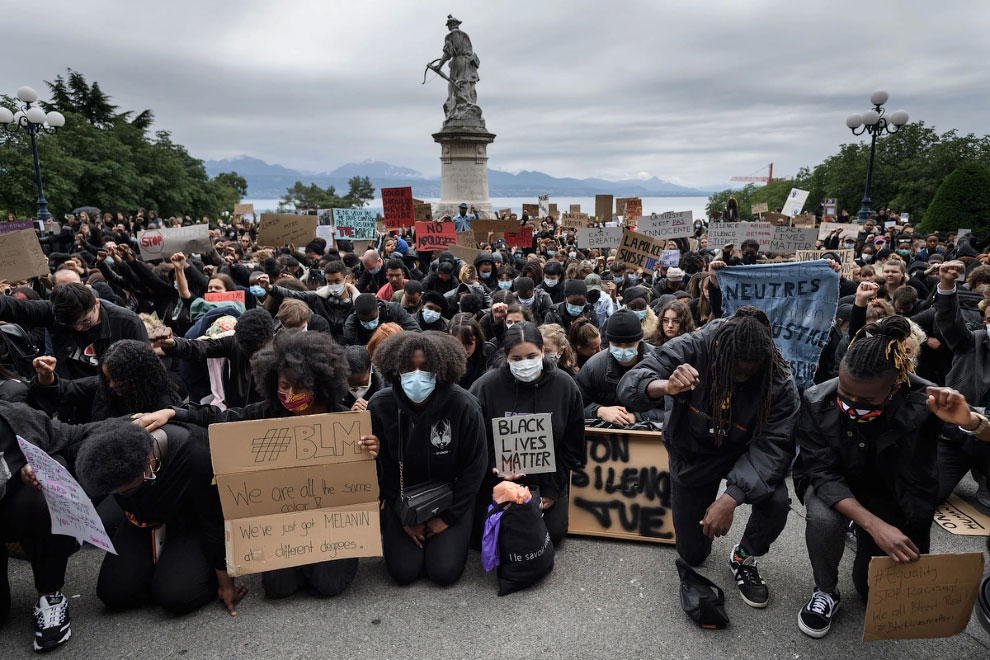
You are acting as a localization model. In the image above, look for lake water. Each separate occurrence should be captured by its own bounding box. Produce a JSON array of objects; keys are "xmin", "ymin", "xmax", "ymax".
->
[{"xmin": 242, "ymin": 196, "xmax": 713, "ymax": 221}]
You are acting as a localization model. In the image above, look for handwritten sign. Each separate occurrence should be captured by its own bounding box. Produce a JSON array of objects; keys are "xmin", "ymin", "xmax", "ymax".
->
[
  {"xmin": 332, "ymin": 209, "xmax": 376, "ymax": 241},
  {"xmin": 765, "ymin": 211, "xmax": 790, "ymax": 226},
  {"xmin": 933, "ymin": 494, "xmax": 990, "ymax": 535},
  {"xmin": 493, "ymin": 414, "xmax": 555, "ymax": 475},
  {"xmin": 522, "ymin": 203, "xmax": 539, "ymax": 218},
  {"xmin": 782, "ymin": 187, "xmax": 810, "ymax": 217},
  {"xmin": 0, "ymin": 229, "xmax": 49, "ymax": 281},
  {"xmin": 719, "ymin": 261, "xmax": 839, "ymax": 387},
  {"xmin": 381, "ymin": 187, "xmax": 414, "ymax": 229},
  {"xmin": 576, "ymin": 226, "xmax": 622, "ymax": 251},
  {"xmin": 204, "ymin": 290, "xmax": 246, "ymax": 305},
  {"xmin": 708, "ymin": 221, "xmax": 774, "ymax": 249},
  {"xmin": 797, "ymin": 249, "xmax": 855, "ymax": 279},
  {"xmin": 637, "ymin": 211, "xmax": 693, "ymax": 240},
  {"xmin": 595, "ymin": 195, "xmax": 613, "ymax": 223},
  {"xmin": 233, "ymin": 203, "xmax": 255, "ymax": 217},
  {"xmin": 863, "ymin": 552, "xmax": 985, "ymax": 641},
  {"xmin": 617, "ymin": 229, "xmax": 668, "ymax": 274},
  {"xmin": 0, "ymin": 221, "xmax": 36, "ymax": 234},
  {"xmin": 561, "ymin": 213, "xmax": 592, "ymax": 229},
  {"xmin": 615, "ymin": 198, "xmax": 634, "ymax": 217},
  {"xmin": 624, "ymin": 198, "xmax": 642, "ymax": 221},
  {"xmin": 137, "ymin": 224, "xmax": 211, "ymax": 260},
  {"xmin": 568, "ymin": 428, "xmax": 673, "ymax": 543},
  {"xmin": 17, "ymin": 436, "xmax": 116, "ymax": 554},
  {"xmin": 767, "ymin": 226, "xmax": 819, "ymax": 254},
  {"xmin": 415, "ymin": 221, "xmax": 457, "ymax": 251},
  {"xmin": 659, "ymin": 250, "xmax": 680, "ymax": 268},
  {"xmin": 413, "ymin": 202, "xmax": 433, "ymax": 222},
  {"xmin": 538, "ymin": 194, "xmax": 550, "ymax": 218},
  {"xmin": 258, "ymin": 214, "xmax": 318, "ymax": 248},
  {"xmin": 569, "ymin": 204, "xmax": 581, "ymax": 214},
  {"xmin": 316, "ymin": 225, "xmax": 335, "ymax": 245},
  {"xmin": 817, "ymin": 222, "xmax": 860, "ymax": 240},
  {"xmin": 504, "ymin": 226, "xmax": 534, "ymax": 249},
  {"xmin": 447, "ymin": 244, "xmax": 483, "ymax": 263},
  {"xmin": 751, "ymin": 202, "xmax": 769, "ymax": 214},
  {"xmin": 209, "ymin": 412, "xmax": 381, "ymax": 576},
  {"xmin": 791, "ymin": 213, "xmax": 817, "ymax": 228}
]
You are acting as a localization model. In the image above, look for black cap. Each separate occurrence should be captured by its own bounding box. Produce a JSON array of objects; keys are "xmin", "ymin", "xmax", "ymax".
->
[
  {"xmin": 607, "ymin": 310, "xmax": 644, "ymax": 343},
  {"xmin": 564, "ymin": 279, "xmax": 587, "ymax": 297},
  {"xmin": 623, "ymin": 286, "xmax": 649, "ymax": 304}
]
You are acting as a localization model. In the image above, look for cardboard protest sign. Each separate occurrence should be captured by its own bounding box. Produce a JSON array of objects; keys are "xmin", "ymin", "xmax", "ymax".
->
[
  {"xmin": 765, "ymin": 211, "xmax": 790, "ymax": 226},
  {"xmin": 315, "ymin": 225, "xmax": 335, "ymax": 245},
  {"xmin": 0, "ymin": 221, "xmax": 36, "ymax": 234},
  {"xmin": 569, "ymin": 204, "xmax": 581, "ymax": 214},
  {"xmin": 561, "ymin": 213, "xmax": 592, "ymax": 229},
  {"xmin": 493, "ymin": 414, "xmax": 555, "ymax": 475},
  {"xmin": 332, "ymin": 209, "xmax": 376, "ymax": 241},
  {"xmin": 791, "ymin": 213, "xmax": 817, "ymax": 228},
  {"xmin": 538, "ymin": 194, "xmax": 550, "ymax": 218},
  {"xmin": 381, "ymin": 187, "xmax": 414, "ymax": 229},
  {"xmin": 797, "ymin": 249, "xmax": 855, "ymax": 279},
  {"xmin": 817, "ymin": 222, "xmax": 859, "ymax": 240},
  {"xmin": 751, "ymin": 202, "xmax": 769, "ymax": 214},
  {"xmin": 624, "ymin": 198, "xmax": 642, "ymax": 221},
  {"xmin": 498, "ymin": 208, "xmax": 512, "ymax": 218},
  {"xmin": 472, "ymin": 219, "xmax": 519, "ymax": 235},
  {"xmin": 617, "ymin": 229, "xmax": 669, "ymax": 274},
  {"xmin": 205, "ymin": 290, "xmax": 246, "ymax": 305},
  {"xmin": 660, "ymin": 250, "xmax": 680, "ymax": 268},
  {"xmin": 415, "ymin": 221, "xmax": 457, "ymax": 251},
  {"xmin": 823, "ymin": 198, "xmax": 837, "ymax": 218},
  {"xmin": 548, "ymin": 203, "xmax": 558, "ymax": 215},
  {"xmin": 137, "ymin": 224, "xmax": 212, "ymax": 260},
  {"xmin": 719, "ymin": 261, "xmax": 840, "ymax": 387},
  {"xmin": 447, "ymin": 244, "xmax": 483, "ymax": 263},
  {"xmin": 595, "ymin": 194, "xmax": 613, "ymax": 222},
  {"xmin": 615, "ymin": 197, "xmax": 634, "ymax": 217},
  {"xmin": 707, "ymin": 221, "xmax": 774, "ymax": 249},
  {"xmin": 17, "ymin": 436, "xmax": 116, "ymax": 554},
  {"xmin": 782, "ymin": 187, "xmax": 810, "ymax": 217},
  {"xmin": 504, "ymin": 226, "xmax": 533, "ymax": 249},
  {"xmin": 637, "ymin": 211, "xmax": 693, "ymax": 240},
  {"xmin": 568, "ymin": 427, "xmax": 674, "ymax": 544},
  {"xmin": 576, "ymin": 226, "xmax": 622, "ymax": 251},
  {"xmin": 456, "ymin": 230, "xmax": 477, "ymax": 248},
  {"xmin": 233, "ymin": 203, "xmax": 255, "ymax": 217},
  {"xmin": 863, "ymin": 552, "xmax": 984, "ymax": 641},
  {"xmin": 258, "ymin": 214, "xmax": 318, "ymax": 248},
  {"xmin": 522, "ymin": 203, "xmax": 540, "ymax": 218},
  {"xmin": 413, "ymin": 202, "xmax": 433, "ymax": 222},
  {"xmin": 767, "ymin": 226, "xmax": 819, "ymax": 254},
  {"xmin": 0, "ymin": 229, "xmax": 49, "ymax": 281},
  {"xmin": 208, "ymin": 412, "xmax": 381, "ymax": 577},
  {"xmin": 933, "ymin": 494, "xmax": 990, "ymax": 535}
]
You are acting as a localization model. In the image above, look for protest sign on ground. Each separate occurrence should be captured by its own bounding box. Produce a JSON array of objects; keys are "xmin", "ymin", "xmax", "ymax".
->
[
  {"xmin": 204, "ymin": 290, "xmax": 246, "ymax": 305},
  {"xmin": 332, "ymin": 209, "xmax": 376, "ymax": 241},
  {"xmin": 817, "ymin": 222, "xmax": 859, "ymax": 240},
  {"xmin": 636, "ymin": 211, "xmax": 693, "ymax": 241},
  {"xmin": 415, "ymin": 221, "xmax": 457, "ymax": 251},
  {"xmin": 504, "ymin": 226, "xmax": 533, "ymax": 249},
  {"xmin": 781, "ymin": 188, "xmax": 810, "ymax": 217},
  {"xmin": 137, "ymin": 224, "xmax": 212, "ymax": 260},
  {"xmin": 617, "ymin": 229, "xmax": 668, "ymax": 274},
  {"xmin": 595, "ymin": 195, "xmax": 613, "ymax": 222},
  {"xmin": 258, "ymin": 214, "xmax": 318, "ymax": 248},
  {"xmin": 493, "ymin": 414, "xmax": 555, "ymax": 476},
  {"xmin": 719, "ymin": 261, "xmax": 839, "ymax": 387},
  {"xmin": 233, "ymin": 203, "xmax": 254, "ymax": 217},
  {"xmin": 0, "ymin": 221, "xmax": 36, "ymax": 234},
  {"xmin": 796, "ymin": 249, "xmax": 855, "ymax": 279},
  {"xmin": 208, "ymin": 411, "xmax": 381, "ymax": 577},
  {"xmin": 0, "ymin": 229, "xmax": 49, "ymax": 281},
  {"xmin": 576, "ymin": 226, "xmax": 622, "ymax": 251},
  {"xmin": 862, "ymin": 552, "xmax": 984, "ymax": 641},
  {"xmin": 381, "ymin": 187, "xmax": 414, "ymax": 229},
  {"xmin": 933, "ymin": 494, "xmax": 990, "ymax": 535},
  {"xmin": 568, "ymin": 427, "xmax": 673, "ymax": 544},
  {"xmin": 17, "ymin": 436, "xmax": 116, "ymax": 554},
  {"xmin": 751, "ymin": 202, "xmax": 769, "ymax": 214},
  {"xmin": 538, "ymin": 194, "xmax": 550, "ymax": 218}
]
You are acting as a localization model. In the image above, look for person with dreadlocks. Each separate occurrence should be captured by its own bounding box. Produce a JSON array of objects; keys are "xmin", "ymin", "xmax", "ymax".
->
[
  {"xmin": 793, "ymin": 314, "xmax": 989, "ymax": 638},
  {"xmin": 618, "ymin": 306, "xmax": 799, "ymax": 610}
]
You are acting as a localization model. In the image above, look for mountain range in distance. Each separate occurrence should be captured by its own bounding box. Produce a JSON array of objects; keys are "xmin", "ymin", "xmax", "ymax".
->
[{"xmin": 203, "ymin": 156, "xmax": 720, "ymax": 198}]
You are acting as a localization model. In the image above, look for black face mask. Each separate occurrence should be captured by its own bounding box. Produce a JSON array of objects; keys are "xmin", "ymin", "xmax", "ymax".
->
[{"xmin": 588, "ymin": 289, "xmax": 601, "ymax": 304}]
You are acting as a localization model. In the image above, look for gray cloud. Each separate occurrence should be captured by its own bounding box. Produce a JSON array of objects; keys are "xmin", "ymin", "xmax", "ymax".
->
[{"xmin": 2, "ymin": 0, "xmax": 988, "ymax": 187}]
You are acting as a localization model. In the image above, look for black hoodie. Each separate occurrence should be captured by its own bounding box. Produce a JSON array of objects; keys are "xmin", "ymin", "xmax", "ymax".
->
[{"xmin": 469, "ymin": 359, "xmax": 585, "ymax": 502}]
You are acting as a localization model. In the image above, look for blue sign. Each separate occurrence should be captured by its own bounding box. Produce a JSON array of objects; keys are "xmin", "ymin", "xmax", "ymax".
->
[{"xmin": 718, "ymin": 260, "xmax": 839, "ymax": 388}]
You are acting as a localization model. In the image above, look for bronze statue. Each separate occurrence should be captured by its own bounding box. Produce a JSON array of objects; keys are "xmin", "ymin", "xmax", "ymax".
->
[{"xmin": 425, "ymin": 15, "xmax": 482, "ymax": 123}]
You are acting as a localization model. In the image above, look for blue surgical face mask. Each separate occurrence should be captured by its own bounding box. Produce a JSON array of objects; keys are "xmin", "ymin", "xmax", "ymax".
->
[
  {"xmin": 985, "ymin": 325, "xmax": 990, "ymax": 339},
  {"xmin": 361, "ymin": 317, "xmax": 380, "ymax": 330},
  {"xmin": 104, "ymin": 256, "xmax": 115, "ymax": 266},
  {"xmin": 633, "ymin": 309, "xmax": 647, "ymax": 320},
  {"xmin": 566, "ymin": 303, "xmax": 585, "ymax": 317},
  {"xmin": 626, "ymin": 274, "xmax": 638, "ymax": 284},
  {"xmin": 546, "ymin": 250, "xmax": 555, "ymax": 257},
  {"xmin": 400, "ymin": 369, "xmax": 436, "ymax": 403},
  {"xmin": 544, "ymin": 277, "xmax": 559, "ymax": 287},
  {"xmin": 517, "ymin": 294, "xmax": 534, "ymax": 306},
  {"xmin": 368, "ymin": 266, "xmax": 381, "ymax": 275},
  {"xmin": 480, "ymin": 270, "xmax": 492, "ymax": 279},
  {"xmin": 498, "ymin": 280, "xmax": 513, "ymax": 290},
  {"xmin": 421, "ymin": 309, "xmax": 441, "ymax": 324},
  {"xmin": 610, "ymin": 344, "xmax": 639, "ymax": 363}
]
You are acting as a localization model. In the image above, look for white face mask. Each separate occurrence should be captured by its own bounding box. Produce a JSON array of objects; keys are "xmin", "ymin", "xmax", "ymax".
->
[
  {"xmin": 350, "ymin": 384, "xmax": 370, "ymax": 400},
  {"xmin": 509, "ymin": 358, "xmax": 543, "ymax": 383},
  {"xmin": 327, "ymin": 283, "xmax": 346, "ymax": 296}
]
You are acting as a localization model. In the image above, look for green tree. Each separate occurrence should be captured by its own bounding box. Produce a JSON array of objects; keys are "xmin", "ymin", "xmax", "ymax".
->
[
  {"xmin": 918, "ymin": 163, "xmax": 990, "ymax": 235},
  {"xmin": 279, "ymin": 177, "xmax": 375, "ymax": 211},
  {"xmin": 346, "ymin": 176, "xmax": 375, "ymax": 206}
]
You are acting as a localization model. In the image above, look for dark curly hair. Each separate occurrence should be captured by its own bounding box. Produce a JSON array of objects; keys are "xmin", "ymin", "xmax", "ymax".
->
[
  {"xmin": 234, "ymin": 307, "xmax": 275, "ymax": 357},
  {"xmin": 100, "ymin": 340, "xmax": 180, "ymax": 413},
  {"xmin": 251, "ymin": 331, "xmax": 348, "ymax": 413},
  {"xmin": 372, "ymin": 331, "xmax": 466, "ymax": 385},
  {"xmin": 75, "ymin": 419, "xmax": 153, "ymax": 495},
  {"xmin": 646, "ymin": 299, "xmax": 695, "ymax": 346}
]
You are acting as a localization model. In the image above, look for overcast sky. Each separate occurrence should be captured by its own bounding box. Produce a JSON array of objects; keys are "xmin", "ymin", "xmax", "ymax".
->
[{"xmin": 4, "ymin": 0, "xmax": 989, "ymax": 187}]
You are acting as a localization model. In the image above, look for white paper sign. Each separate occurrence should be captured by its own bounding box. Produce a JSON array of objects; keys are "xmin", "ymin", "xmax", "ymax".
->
[
  {"xmin": 316, "ymin": 225, "xmax": 335, "ymax": 245},
  {"xmin": 636, "ymin": 211, "xmax": 694, "ymax": 240},
  {"xmin": 137, "ymin": 224, "xmax": 211, "ymax": 261},
  {"xmin": 782, "ymin": 188, "xmax": 810, "ymax": 217},
  {"xmin": 660, "ymin": 250, "xmax": 680, "ymax": 268},
  {"xmin": 538, "ymin": 194, "xmax": 550, "ymax": 218},
  {"xmin": 817, "ymin": 223, "xmax": 861, "ymax": 240},
  {"xmin": 576, "ymin": 226, "xmax": 623, "ymax": 250},
  {"xmin": 493, "ymin": 413, "xmax": 555, "ymax": 475},
  {"xmin": 17, "ymin": 436, "xmax": 116, "ymax": 554}
]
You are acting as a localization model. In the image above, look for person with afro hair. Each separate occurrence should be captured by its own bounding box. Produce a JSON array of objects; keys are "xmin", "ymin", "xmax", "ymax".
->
[
  {"xmin": 136, "ymin": 330, "xmax": 379, "ymax": 601},
  {"xmin": 369, "ymin": 331, "xmax": 487, "ymax": 587}
]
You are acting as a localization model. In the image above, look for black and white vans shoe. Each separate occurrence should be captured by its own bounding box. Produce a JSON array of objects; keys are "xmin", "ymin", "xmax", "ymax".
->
[
  {"xmin": 798, "ymin": 588, "xmax": 840, "ymax": 638},
  {"xmin": 33, "ymin": 592, "xmax": 71, "ymax": 652}
]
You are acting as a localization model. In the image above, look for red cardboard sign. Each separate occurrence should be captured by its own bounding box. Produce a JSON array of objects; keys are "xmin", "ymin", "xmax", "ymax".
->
[
  {"xmin": 382, "ymin": 187, "xmax": 414, "ymax": 229},
  {"xmin": 415, "ymin": 221, "xmax": 457, "ymax": 251},
  {"xmin": 504, "ymin": 226, "xmax": 533, "ymax": 248},
  {"xmin": 204, "ymin": 290, "xmax": 246, "ymax": 305}
]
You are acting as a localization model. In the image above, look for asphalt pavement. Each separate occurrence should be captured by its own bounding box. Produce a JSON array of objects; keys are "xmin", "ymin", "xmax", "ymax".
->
[{"xmin": 2, "ymin": 477, "xmax": 988, "ymax": 659}]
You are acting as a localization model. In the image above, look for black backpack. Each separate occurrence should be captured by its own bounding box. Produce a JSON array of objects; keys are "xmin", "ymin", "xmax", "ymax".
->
[
  {"xmin": 486, "ymin": 488, "xmax": 555, "ymax": 596},
  {"xmin": 0, "ymin": 323, "xmax": 39, "ymax": 379}
]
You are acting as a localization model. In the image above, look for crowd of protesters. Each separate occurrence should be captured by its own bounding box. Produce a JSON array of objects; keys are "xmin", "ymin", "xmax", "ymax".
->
[{"xmin": 0, "ymin": 200, "xmax": 988, "ymax": 650}]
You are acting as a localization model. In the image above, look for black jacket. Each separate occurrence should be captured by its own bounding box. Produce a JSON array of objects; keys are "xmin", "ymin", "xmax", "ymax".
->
[
  {"xmin": 28, "ymin": 373, "xmax": 180, "ymax": 423},
  {"xmin": 934, "ymin": 289, "xmax": 990, "ymax": 406},
  {"xmin": 356, "ymin": 268, "xmax": 388, "ymax": 295},
  {"xmin": 618, "ymin": 320, "xmax": 799, "ymax": 502},
  {"xmin": 577, "ymin": 345, "xmax": 664, "ymax": 423},
  {"xmin": 469, "ymin": 360, "xmax": 585, "ymax": 502},
  {"xmin": 369, "ymin": 383, "xmax": 487, "ymax": 526},
  {"xmin": 342, "ymin": 301, "xmax": 421, "ymax": 345},
  {"xmin": 163, "ymin": 335, "xmax": 261, "ymax": 409},
  {"xmin": 268, "ymin": 283, "xmax": 359, "ymax": 343},
  {"xmin": 538, "ymin": 280, "xmax": 565, "ymax": 305},
  {"xmin": 794, "ymin": 376, "xmax": 941, "ymax": 528},
  {"xmin": 341, "ymin": 368, "xmax": 384, "ymax": 410},
  {"xmin": 543, "ymin": 302, "xmax": 599, "ymax": 333}
]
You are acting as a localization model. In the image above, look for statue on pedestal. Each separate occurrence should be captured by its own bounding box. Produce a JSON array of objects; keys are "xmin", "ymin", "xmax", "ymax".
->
[{"xmin": 424, "ymin": 15, "xmax": 483, "ymax": 124}]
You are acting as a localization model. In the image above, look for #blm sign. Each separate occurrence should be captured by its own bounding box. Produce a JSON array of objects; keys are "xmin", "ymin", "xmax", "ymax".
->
[
  {"xmin": 493, "ymin": 414, "xmax": 555, "ymax": 476},
  {"xmin": 568, "ymin": 427, "xmax": 674, "ymax": 544},
  {"xmin": 137, "ymin": 224, "xmax": 212, "ymax": 260},
  {"xmin": 576, "ymin": 226, "xmax": 623, "ymax": 251},
  {"xmin": 415, "ymin": 221, "xmax": 457, "ymax": 251},
  {"xmin": 863, "ymin": 552, "xmax": 985, "ymax": 641},
  {"xmin": 617, "ymin": 229, "xmax": 668, "ymax": 274},
  {"xmin": 332, "ymin": 209, "xmax": 376, "ymax": 241},
  {"xmin": 258, "ymin": 214, "xmax": 318, "ymax": 248},
  {"xmin": 381, "ymin": 187, "xmax": 414, "ymax": 229},
  {"xmin": 208, "ymin": 411, "xmax": 382, "ymax": 577},
  {"xmin": 637, "ymin": 211, "xmax": 693, "ymax": 241},
  {"xmin": 767, "ymin": 226, "xmax": 819, "ymax": 254},
  {"xmin": 0, "ymin": 229, "xmax": 49, "ymax": 281}
]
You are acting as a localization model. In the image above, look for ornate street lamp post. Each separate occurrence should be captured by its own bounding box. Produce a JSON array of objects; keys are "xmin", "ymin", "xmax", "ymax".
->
[
  {"xmin": 0, "ymin": 86, "xmax": 66, "ymax": 221},
  {"xmin": 845, "ymin": 91, "xmax": 909, "ymax": 222}
]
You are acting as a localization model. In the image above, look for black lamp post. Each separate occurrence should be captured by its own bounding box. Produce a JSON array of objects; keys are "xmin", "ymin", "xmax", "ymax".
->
[
  {"xmin": 0, "ymin": 86, "xmax": 66, "ymax": 222},
  {"xmin": 845, "ymin": 91, "xmax": 909, "ymax": 222}
]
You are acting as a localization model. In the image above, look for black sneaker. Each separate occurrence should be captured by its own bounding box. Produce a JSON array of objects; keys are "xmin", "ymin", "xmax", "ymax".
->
[
  {"xmin": 798, "ymin": 589, "xmax": 840, "ymax": 638},
  {"xmin": 33, "ymin": 592, "xmax": 71, "ymax": 652},
  {"xmin": 729, "ymin": 546, "xmax": 769, "ymax": 608}
]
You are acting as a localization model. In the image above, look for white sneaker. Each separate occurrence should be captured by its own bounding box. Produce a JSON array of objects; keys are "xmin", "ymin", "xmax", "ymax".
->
[{"xmin": 33, "ymin": 592, "xmax": 71, "ymax": 651}]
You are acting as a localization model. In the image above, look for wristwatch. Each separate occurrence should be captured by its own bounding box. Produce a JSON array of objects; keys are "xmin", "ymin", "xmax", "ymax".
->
[{"xmin": 959, "ymin": 413, "xmax": 990, "ymax": 438}]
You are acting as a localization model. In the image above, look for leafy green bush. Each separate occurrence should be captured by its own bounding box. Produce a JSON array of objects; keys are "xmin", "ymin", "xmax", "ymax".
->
[{"xmin": 919, "ymin": 163, "xmax": 990, "ymax": 236}]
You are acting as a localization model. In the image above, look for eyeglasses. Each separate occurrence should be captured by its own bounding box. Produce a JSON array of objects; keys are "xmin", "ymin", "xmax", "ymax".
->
[{"xmin": 67, "ymin": 307, "xmax": 98, "ymax": 330}]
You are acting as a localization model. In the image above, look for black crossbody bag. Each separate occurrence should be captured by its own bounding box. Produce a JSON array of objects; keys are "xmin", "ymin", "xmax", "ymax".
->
[{"xmin": 396, "ymin": 412, "xmax": 453, "ymax": 526}]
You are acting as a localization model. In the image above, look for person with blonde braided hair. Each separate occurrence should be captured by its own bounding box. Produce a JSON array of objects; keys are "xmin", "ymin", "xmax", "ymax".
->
[{"xmin": 794, "ymin": 314, "xmax": 990, "ymax": 638}]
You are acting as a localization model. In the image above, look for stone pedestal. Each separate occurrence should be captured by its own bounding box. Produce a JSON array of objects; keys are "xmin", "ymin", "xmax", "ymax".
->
[{"xmin": 432, "ymin": 120, "xmax": 496, "ymax": 218}]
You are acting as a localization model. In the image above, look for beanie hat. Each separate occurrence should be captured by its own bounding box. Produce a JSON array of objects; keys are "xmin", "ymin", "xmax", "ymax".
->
[
  {"xmin": 623, "ymin": 286, "xmax": 649, "ymax": 304},
  {"xmin": 607, "ymin": 310, "xmax": 644, "ymax": 343},
  {"xmin": 666, "ymin": 267, "xmax": 684, "ymax": 282},
  {"xmin": 563, "ymin": 279, "xmax": 588, "ymax": 297},
  {"xmin": 422, "ymin": 291, "xmax": 446, "ymax": 310}
]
